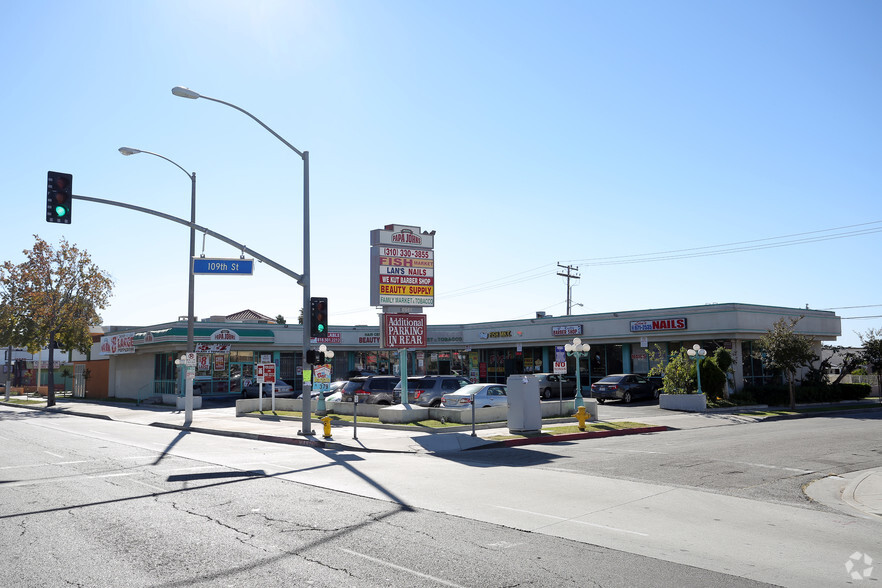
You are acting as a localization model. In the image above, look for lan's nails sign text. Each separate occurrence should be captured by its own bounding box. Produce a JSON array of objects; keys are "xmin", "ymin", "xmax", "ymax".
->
[{"xmin": 630, "ymin": 318, "xmax": 687, "ymax": 332}]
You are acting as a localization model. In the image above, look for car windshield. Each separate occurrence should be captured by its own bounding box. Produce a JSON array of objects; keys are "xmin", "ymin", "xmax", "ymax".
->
[
  {"xmin": 449, "ymin": 384, "xmax": 483, "ymax": 396},
  {"xmin": 342, "ymin": 380, "xmax": 366, "ymax": 393},
  {"xmin": 596, "ymin": 375, "xmax": 624, "ymax": 384}
]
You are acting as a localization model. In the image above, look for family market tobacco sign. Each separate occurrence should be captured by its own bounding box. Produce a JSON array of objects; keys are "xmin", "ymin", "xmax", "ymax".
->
[{"xmin": 382, "ymin": 313, "xmax": 427, "ymax": 348}]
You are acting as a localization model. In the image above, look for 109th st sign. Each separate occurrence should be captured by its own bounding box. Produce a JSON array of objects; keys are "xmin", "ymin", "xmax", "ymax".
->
[{"xmin": 193, "ymin": 258, "xmax": 254, "ymax": 275}]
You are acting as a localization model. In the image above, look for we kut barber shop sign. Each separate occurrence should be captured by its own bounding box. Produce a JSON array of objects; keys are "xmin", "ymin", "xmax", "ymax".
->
[{"xmin": 382, "ymin": 313, "xmax": 427, "ymax": 348}]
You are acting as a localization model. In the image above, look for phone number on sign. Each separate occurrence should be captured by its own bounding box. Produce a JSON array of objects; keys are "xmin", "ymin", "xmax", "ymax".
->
[{"xmin": 380, "ymin": 247, "xmax": 433, "ymax": 259}]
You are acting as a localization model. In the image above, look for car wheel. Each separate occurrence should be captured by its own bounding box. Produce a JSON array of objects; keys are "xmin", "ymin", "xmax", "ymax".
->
[
  {"xmin": 542, "ymin": 388, "xmax": 552, "ymax": 400},
  {"xmin": 377, "ymin": 400, "xmax": 390, "ymax": 406},
  {"xmin": 653, "ymin": 388, "xmax": 661, "ymax": 399},
  {"xmin": 623, "ymin": 392, "xmax": 632, "ymax": 403},
  {"xmin": 430, "ymin": 399, "xmax": 442, "ymax": 407},
  {"xmin": 597, "ymin": 398, "xmax": 606, "ymax": 404}
]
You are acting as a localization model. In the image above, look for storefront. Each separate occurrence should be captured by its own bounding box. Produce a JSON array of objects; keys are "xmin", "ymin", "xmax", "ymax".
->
[{"xmin": 99, "ymin": 302, "xmax": 841, "ymax": 401}]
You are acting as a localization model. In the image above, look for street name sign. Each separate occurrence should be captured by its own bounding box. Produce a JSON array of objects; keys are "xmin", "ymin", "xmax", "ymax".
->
[{"xmin": 192, "ymin": 258, "xmax": 254, "ymax": 275}]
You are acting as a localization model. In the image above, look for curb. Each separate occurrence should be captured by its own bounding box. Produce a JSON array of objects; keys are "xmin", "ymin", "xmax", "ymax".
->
[{"xmin": 468, "ymin": 425, "xmax": 669, "ymax": 450}]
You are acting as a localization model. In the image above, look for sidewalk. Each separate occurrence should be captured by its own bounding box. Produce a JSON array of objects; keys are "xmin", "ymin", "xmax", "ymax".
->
[{"xmin": 3, "ymin": 395, "xmax": 881, "ymax": 521}]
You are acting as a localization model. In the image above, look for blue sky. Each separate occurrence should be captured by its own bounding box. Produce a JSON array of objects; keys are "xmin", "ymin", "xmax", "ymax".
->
[{"xmin": 2, "ymin": 1, "xmax": 880, "ymax": 347}]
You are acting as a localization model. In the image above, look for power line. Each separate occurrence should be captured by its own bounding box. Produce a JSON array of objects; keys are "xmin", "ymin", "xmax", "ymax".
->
[{"xmin": 562, "ymin": 221, "xmax": 882, "ymax": 267}]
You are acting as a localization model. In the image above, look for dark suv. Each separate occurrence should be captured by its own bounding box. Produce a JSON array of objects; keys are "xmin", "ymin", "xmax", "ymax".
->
[
  {"xmin": 340, "ymin": 376, "xmax": 400, "ymax": 405},
  {"xmin": 395, "ymin": 375, "xmax": 472, "ymax": 407}
]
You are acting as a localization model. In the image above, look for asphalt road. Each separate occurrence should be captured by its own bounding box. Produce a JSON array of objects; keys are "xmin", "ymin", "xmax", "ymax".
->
[
  {"xmin": 1, "ymin": 406, "xmax": 770, "ymax": 588},
  {"xmin": 2, "ymin": 404, "xmax": 880, "ymax": 586}
]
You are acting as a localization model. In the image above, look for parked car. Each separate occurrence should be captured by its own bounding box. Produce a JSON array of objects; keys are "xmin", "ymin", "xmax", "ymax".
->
[
  {"xmin": 590, "ymin": 374, "xmax": 657, "ymax": 403},
  {"xmin": 524, "ymin": 373, "xmax": 578, "ymax": 400},
  {"xmin": 441, "ymin": 383, "xmax": 508, "ymax": 409},
  {"xmin": 242, "ymin": 378, "xmax": 296, "ymax": 398},
  {"xmin": 395, "ymin": 375, "xmax": 472, "ymax": 407},
  {"xmin": 326, "ymin": 380, "xmax": 348, "ymax": 397},
  {"xmin": 341, "ymin": 376, "xmax": 400, "ymax": 405}
]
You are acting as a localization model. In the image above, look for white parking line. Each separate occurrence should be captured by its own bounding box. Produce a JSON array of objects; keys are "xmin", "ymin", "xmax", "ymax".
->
[
  {"xmin": 492, "ymin": 505, "xmax": 649, "ymax": 537},
  {"xmin": 340, "ymin": 549, "xmax": 468, "ymax": 588}
]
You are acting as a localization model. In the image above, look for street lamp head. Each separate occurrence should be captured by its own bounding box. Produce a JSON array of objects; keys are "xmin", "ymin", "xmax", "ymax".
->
[
  {"xmin": 118, "ymin": 147, "xmax": 141, "ymax": 156},
  {"xmin": 692, "ymin": 344, "xmax": 701, "ymax": 351},
  {"xmin": 564, "ymin": 344, "xmax": 573, "ymax": 353},
  {"xmin": 573, "ymin": 338, "xmax": 582, "ymax": 346},
  {"xmin": 687, "ymin": 348, "xmax": 696, "ymax": 357},
  {"xmin": 172, "ymin": 86, "xmax": 201, "ymax": 99}
]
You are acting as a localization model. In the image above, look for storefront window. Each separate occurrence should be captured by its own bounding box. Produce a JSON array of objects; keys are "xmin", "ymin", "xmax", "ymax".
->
[{"xmin": 154, "ymin": 353, "xmax": 177, "ymax": 395}]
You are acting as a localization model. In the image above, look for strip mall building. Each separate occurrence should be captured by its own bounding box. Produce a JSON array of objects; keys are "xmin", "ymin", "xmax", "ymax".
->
[{"xmin": 92, "ymin": 302, "xmax": 841, "ymax": 401}]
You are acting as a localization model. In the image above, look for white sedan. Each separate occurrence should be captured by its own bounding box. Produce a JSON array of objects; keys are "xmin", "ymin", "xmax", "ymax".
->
[{"xmin": 440, "ymin": 383, "xmax": 507, "ymax": 409}]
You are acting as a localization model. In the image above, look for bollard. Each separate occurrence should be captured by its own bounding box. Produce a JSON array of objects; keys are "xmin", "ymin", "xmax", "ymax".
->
[
  {"xmin": 321, "ymin": 416, "xmax": 333, "ymax": 439},
  {"xmin": 573, "ymin": 405, "xmax": 588, "ymax": 430}
]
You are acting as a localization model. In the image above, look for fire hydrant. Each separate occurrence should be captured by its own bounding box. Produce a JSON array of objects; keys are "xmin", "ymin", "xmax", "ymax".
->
[
  {"xmin": 573, "ymin": 406, "xmax": 588, "ymax": 430},
  {"xmin": 321, "ymin": 416, "xmax": 333, "ymax": 439}
]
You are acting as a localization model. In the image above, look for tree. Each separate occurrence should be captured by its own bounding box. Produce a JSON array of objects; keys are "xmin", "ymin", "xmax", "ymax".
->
[
  {"xmin": 649, "ymin": 345, "xmax": 694, "ymax": 394},
  {"xmin": 0, "ymin": 236, "xmax": 113, "ymax": 406},
  {"xmin": 859, "ymin": 328, "xmax": 882, "ymax": 402},
  {"xmin": 754, "ymin": 316, "xmax": 816, "ymax": 409},
  {"xmin": 803, "ymin": 345, "xmax": 864, "ymax": 387},
  {"xmin": 275, "ymin": 314, "xmax": 287, "ymax": 325}
]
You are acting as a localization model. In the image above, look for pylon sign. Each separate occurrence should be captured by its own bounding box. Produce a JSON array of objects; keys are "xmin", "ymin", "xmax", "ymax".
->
[{"xmin": 370, "ymin": 224, "xmax": 435, "ymax": 308}]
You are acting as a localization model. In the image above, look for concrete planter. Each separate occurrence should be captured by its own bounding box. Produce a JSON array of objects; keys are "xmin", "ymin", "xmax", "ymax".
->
[{"xmin": 659, "ymin": 393, "xmax": 706, "ymax": 412}]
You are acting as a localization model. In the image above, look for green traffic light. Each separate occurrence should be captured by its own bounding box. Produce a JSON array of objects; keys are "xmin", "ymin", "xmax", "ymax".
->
[
  {"xmin": 55, "ymin": 205, "xmax": 68, "ymax": 217},
  {"xmin": 317, "ymin": 324, "xmax": 325, "ymax": 333}
]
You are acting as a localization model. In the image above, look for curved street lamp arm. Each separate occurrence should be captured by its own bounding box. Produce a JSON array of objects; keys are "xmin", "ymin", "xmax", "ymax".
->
[{"xmin": 196, "ymin": 95, "xmax": 305, "ymax": 159}]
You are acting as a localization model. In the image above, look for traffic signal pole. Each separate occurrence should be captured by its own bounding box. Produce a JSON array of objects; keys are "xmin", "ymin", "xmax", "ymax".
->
[{"xmin": 72, "ymin": 194, "xmax": 304, "ymax": 283}]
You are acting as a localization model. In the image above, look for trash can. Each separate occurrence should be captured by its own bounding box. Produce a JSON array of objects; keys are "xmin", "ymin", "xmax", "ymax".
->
[{"xmin": 506, "ymin": 375, "xmax": 542, "ymax": 434}]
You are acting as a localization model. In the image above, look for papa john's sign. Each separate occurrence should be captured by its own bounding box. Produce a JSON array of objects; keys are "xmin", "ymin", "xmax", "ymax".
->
[{"xmin": 382, "ymin": 313, "xmax": 427, "ymax": 348}]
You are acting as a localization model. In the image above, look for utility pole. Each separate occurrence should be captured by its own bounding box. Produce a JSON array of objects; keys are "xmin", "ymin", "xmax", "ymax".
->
[{"xmin": 557, "ymin": 263, "xmax": 580, "ymax": 316}]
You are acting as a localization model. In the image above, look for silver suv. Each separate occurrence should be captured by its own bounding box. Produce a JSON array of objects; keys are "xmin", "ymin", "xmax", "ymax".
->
[
  {"xmin": 395, "ymin": 375, "xmax": 472, "ymax": 407},
  {"xmin": 340, "ymin": 376, "xmax": 400, "ymax": 405}
]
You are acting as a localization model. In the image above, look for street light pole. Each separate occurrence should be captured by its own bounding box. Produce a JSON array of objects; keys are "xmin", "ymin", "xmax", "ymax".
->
[
  {"xmin": 119, "ymin": 147, "xmax": 197, "ymax": 423},
  {"xmin": 687, "ymin": 344, "xmax": 708, "ymax": 395},
  {"xmin": 565, "ymin": 338, "xmax": 591, "ymax": 409},
  {"xmin": 172, "ymin": 86, "xmax": 315, "ymax": 435}
]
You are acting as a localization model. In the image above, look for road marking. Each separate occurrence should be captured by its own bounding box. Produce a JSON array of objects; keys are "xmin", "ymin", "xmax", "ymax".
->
[
  {"xmin": 128, "ymin": 478, "xmax": 166, "ymax": 492},
  {"xmin": 95, "ymin": 472, "xmax": 137, "ymax": 478},
  {"xmin": 492, "ymin": 505, "xmax": 649, "ymax": 537},
  {"xmin": 44, "ymin": 451, "xmax": 64, "ymax": 458},
  {"xmin": 736, "ymin": 461, "xmax": 814, "ymax": 475},
  {"xmin": 340, "ymin": 548, "xmax": 468, "ymax": 588}
]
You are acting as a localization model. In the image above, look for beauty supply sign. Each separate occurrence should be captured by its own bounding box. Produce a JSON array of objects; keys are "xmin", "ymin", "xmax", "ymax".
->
[
  {"xmin": 382, "ymin": 313, "xmax": 428, "ymax": 348},
  {"xmin": 370, "ymin": 224, "xmax": 435, "ymax": 308}
]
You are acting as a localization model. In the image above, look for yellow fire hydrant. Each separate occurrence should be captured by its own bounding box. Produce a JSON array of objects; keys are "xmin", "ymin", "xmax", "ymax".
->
[
  {"xmin": 321, "ymin": 416, "xmax": 333, "ymax": 439},
  {"xmin": 573, "ymin": 406, "xmax": 588, "ymax": 430}
]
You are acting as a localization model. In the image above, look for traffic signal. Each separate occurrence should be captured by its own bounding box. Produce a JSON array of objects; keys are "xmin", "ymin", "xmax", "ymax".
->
[
  {"xmin": 310, "ymin": 297, "xmax": 328, "ymax": 338},
  {"xmin": 306, "ymin": 350, "xmax": 325, "ymax": 364},
  {"xmin": 46, "ymin": 171, "xmax": 73, "ymax": 224}
]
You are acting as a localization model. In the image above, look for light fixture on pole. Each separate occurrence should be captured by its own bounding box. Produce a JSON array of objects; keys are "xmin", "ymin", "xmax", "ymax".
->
[
  {"xmin": 119, "ymin": 147, "xmax": 197, "ymax": 355},
  {"xmin": 565, "ymin": 337, "xmax": 591, "ymax": 409},
  {"xmin": 687, "ymin": 344, "xmax": 708, "ymax": 395},
  {"xmin": 121, "ymin": 147, "xmax": 197, "ymax": 423},
  {"xmin": 172, "ymin": 85, "xmax": 314, "ymax": 435}
]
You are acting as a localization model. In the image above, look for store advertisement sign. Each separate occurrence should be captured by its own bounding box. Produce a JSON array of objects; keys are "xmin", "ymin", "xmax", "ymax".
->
[
  {"xmin": 314, "ymin": 365, "xmax": 331, "ymax": 392},
  {"xmin": 382, "ymin": 313, "xmax": 427, "ymax": 348},
  {"xmin": 370, "ymin": 224, "xmax": 435, "ymax": 308},
  {"xmin": 630, "ymin": 318, "xmax": 687, "ymax": 332},
  {"xmin": 99, "ymin": 333, "xmax": 135, "ymax": 355},
  {"xmin": 552, "ymin": 325, "xmax": 583, "ymax": 337},
  {"xmin": 257, "ymin": 363, "xmax": 276, "ymax": 384},
  {"xmin": 210, "ymin": 329, "xmax": 240, "ymax": 342}
]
